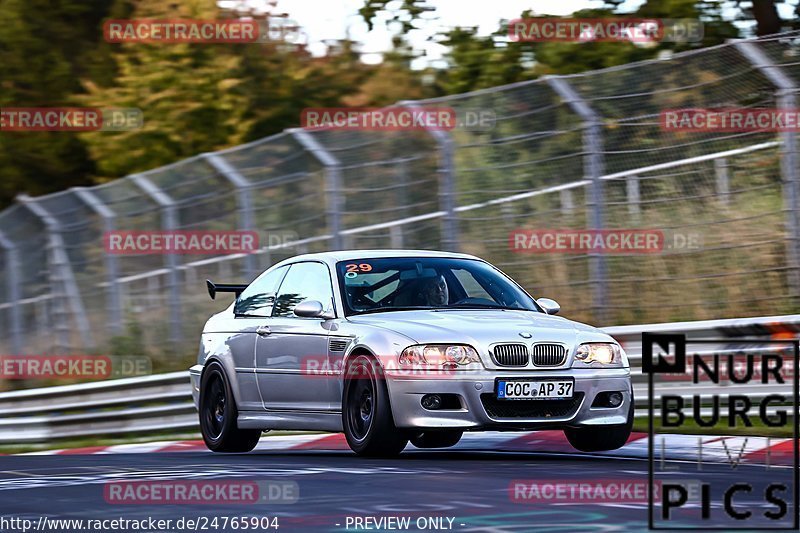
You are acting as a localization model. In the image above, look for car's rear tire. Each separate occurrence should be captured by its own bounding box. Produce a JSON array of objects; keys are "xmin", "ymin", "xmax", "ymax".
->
[
  {"xmin": 342, "ymin": 355, "xmax": 409, "ymax": 457},
  {"xmin": 199, "ymin": 362, "xmax": 261, "ymax": 453},
  {"xmin": 564, "ymin": 393, "xmax": 634, "ymax": 452},
  {"xmin": 410, "ymin": 430, "xmax": 463, "ymax": 449}
]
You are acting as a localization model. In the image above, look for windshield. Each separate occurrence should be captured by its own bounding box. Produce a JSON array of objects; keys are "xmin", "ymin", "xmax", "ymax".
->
[{"xmin": 336, "ymin": 257, "xmax": 540, "ymax": 316}]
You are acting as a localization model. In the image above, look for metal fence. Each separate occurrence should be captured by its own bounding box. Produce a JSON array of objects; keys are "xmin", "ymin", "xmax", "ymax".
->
[{"xmin": 1, "ymin": 32, "xmax": 799, "ymax": 358}]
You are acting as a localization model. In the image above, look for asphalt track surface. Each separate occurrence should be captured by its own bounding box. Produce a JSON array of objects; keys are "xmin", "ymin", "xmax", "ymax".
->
[{"xmin": 0, "ymin": 447, "xmax": 795, "ymax": 533}]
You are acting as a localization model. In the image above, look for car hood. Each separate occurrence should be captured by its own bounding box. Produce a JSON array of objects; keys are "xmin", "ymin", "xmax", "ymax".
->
[{"xmin": 346, "ymin": 309, "xmax": 612, "ymax": 347}]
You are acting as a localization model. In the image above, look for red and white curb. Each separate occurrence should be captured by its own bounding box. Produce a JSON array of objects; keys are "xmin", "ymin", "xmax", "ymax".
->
[{"xmin": 17, "ymin": 431, "xmax": 795, "ymax": 466}]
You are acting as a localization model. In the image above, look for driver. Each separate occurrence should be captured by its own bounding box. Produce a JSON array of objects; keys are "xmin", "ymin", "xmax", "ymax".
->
[{"xmin": 420, "ymin": 274, "xmax": 449, "ymax": 306}]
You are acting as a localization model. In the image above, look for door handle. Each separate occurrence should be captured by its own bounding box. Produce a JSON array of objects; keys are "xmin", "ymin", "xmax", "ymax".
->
[{"xmin": 256, "ymin": 325, "xmax": 271, "ymax": 337}]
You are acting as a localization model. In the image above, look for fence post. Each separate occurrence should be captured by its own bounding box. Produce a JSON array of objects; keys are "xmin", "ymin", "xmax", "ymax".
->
[
  {"xmin": 546, "ymin": 76, "xmax": 609, "ymax": 323},
  {"xmin": 290, "ymin": 129, "xmax": 344, "ymax": 250},
  {"xmin": 0, "ymin": 231, "xmax": 23, "ymax": 354},
  {"xmin": 17, "ymin": 195, "xmax": 95, "ymax": 352},
  {"xmin": 202, "ymin": 153, "xmax": 258, "ymax": 280},
  {"xmin": 391, "ymin": 158, "xmax": 411, "ymax": 248},
  {"xmin": 560, "ymin": 189, "xmax": 574, "ymax": 215},
  {"xmin": 735, "ymin": 41, "xmax": 800, "ymax": 298},
  {"xmin": 626, "ymin": 175, "xmax": 641, "ymax": 221},
  {"xmin": 400, "ymin": 101, "xmax": 460, "ymax": 252},
  {"xmin": 71, "ymin": 187, "xmax": 123, "ymax": 335},
  {"xmin": 714, "ymin": 158, "xmax": 730, "ymax": 208},
  {"xmin": 130, "ymin": 174, "xmax": 182, "ymax": 345}
]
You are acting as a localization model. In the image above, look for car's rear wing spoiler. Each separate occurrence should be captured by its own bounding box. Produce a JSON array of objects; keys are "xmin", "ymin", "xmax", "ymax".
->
[{"xmin": 206, "ymin": 279, "xmax": 247, "ymax": 300}]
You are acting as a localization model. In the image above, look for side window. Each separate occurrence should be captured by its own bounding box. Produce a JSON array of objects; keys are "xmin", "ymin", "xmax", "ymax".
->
[
  {"xmin": 272, "ymin": 262, "xmax": 334, "ymax": 318},
  {"xmin": 234, "ymin": 266, "xmax": 288, "ymax": 317}
]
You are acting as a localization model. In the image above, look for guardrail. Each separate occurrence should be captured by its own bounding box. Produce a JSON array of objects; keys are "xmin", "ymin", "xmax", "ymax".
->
[{"xmin": 0, "ymin": 314, "xmax": 797, "ymax": 443}]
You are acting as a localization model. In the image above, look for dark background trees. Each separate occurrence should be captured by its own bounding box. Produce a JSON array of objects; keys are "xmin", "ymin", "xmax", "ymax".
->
[{"xmin": 1, "ymin": 0, "xmax": 796, "ymax": 206}]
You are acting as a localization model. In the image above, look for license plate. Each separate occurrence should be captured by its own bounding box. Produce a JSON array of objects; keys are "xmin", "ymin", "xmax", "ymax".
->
[{"xmin": 496, "ymin": 379, "xmax": 573, "ymax": 400}]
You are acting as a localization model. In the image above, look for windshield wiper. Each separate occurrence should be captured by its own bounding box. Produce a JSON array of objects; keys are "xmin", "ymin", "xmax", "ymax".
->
[
  {"xmin": 352, "ymin": 306, "xmax": 434, "ymax": 315},
  {"xmin": 445, "ymin": 303, "xmax": 533, "ymax": 311},
  {"xmin": 352, "ymin": 304, "xmax": 536, "ymax": 315}
]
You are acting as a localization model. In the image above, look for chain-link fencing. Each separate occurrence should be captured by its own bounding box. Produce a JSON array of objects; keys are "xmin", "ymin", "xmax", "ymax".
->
[{"xmin": 1, "ymin": 32, "xmax": 798, "ymax": 365}]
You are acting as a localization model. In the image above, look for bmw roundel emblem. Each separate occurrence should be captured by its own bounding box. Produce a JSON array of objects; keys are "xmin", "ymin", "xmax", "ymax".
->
[{"xmin": 519, "ymin": 332, "xmax": 532, "ymax": 339}]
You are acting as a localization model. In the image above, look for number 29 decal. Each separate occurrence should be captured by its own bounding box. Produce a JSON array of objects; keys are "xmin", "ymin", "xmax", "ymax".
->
[{"xmin": 345, "ymin": 263, "xmax": 373, "ymax": 273}]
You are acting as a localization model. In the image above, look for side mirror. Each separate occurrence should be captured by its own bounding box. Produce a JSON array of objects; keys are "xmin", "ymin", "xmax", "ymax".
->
[
  {"xmin": 537, "ymin": 297, "xmax": 560, "ymax": 315},
  {"xmin": 294, "ymin": 300, "xmax": 334, "ymax": 319}
]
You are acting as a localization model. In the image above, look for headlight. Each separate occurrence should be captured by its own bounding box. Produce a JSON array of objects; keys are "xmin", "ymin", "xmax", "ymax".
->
[
  {"xmin": 573, "ymin": 343, "xmax": 624, "ymax": 367},
  {"xmin": 399, "ymin": 344, "xmax": 480, "ymax": 367}
]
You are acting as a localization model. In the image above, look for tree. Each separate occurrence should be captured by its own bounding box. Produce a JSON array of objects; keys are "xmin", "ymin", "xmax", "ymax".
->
[
  {"xmin": 233, "ymin": 35, "xmax": 375, "ymax": 141},
  {"xmin": 613, "ymin": 0, "xmax": 800, "ymax": 36},
  {"xmin": 360, "ymin": 1, "xmax": 741, "ymax": 97},
  {"xmin": 0, "ymin": 0, "xmax": 116, "ymax": 206},
  {"xmin": 728, "ymin": 0, "xmax": 800, "ymax": 35},
  {"xmin": 750, "ymin": 0, "xmax": 783, "ymax": 35},
  {"xmin": 358, "ymin": 0, "xmax": 436, "ymax": 33},
  {"xmin": 77, "ymin": 0, "xmax": 252, "ymax": 178}
]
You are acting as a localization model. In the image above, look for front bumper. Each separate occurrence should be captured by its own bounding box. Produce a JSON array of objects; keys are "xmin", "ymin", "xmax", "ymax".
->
[{"xmin": 385, "ymin": 368, "xmax": 632, "ymax": 430}]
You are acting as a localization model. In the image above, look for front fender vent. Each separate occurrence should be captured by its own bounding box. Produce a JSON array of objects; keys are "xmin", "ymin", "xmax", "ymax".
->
[{"xmin": 329, "ymin": 338, "xmax": 349, "ymax": 353}]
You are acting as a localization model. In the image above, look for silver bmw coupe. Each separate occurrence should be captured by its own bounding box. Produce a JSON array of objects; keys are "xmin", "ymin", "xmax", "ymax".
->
[{"xmin": 191, "ymin": 250, "xmax": 633, "ymax": 456}]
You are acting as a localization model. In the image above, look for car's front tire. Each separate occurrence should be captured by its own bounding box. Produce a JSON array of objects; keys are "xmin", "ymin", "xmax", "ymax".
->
[
  {"xmin": 564, "ymin": 393, "xmax": 634, "ymax": 452},
  {"xmin": 342, "ymin": 355, "xmax": 409, "ymax": 457},
  {"xmin": 199, "ymin": 362, "xmax": 261, "ymax": 453}
]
